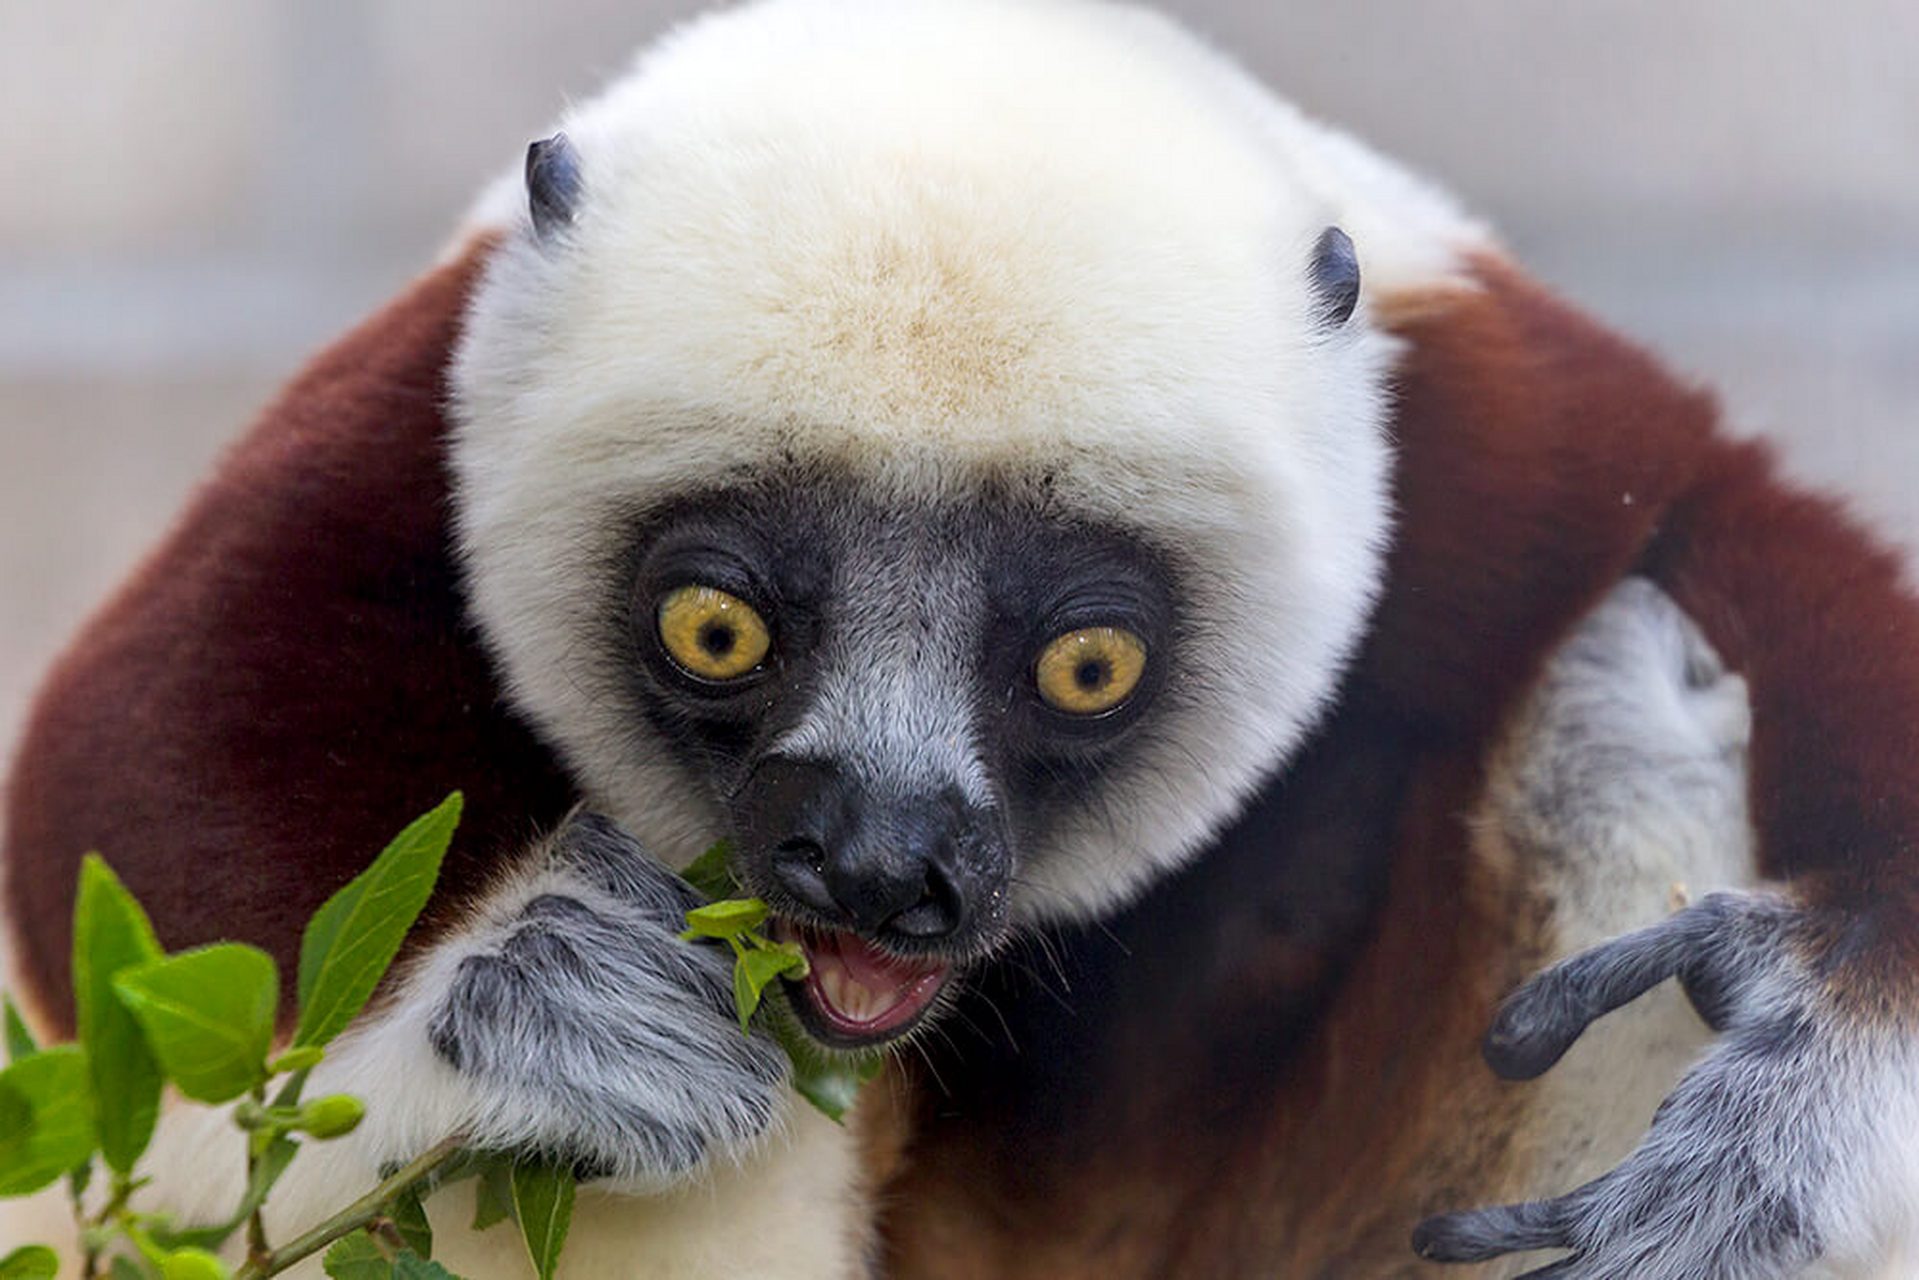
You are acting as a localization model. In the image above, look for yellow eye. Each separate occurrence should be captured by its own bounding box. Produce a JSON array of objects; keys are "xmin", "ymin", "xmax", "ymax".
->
[
  {"xmin": 1035, "ymin": 627, "xmax": 1148, "ymax": 716},
  {"xmin": 657, "ymin": 585, "xmax": 771, "ymax": 681}
]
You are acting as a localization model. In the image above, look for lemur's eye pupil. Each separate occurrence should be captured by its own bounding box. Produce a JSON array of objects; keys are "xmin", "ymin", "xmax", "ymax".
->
[
  {"xmin": 657, "ymin": 585, "xmax": 769, "ymax": 681},
  {"xmin": 1036, "ymin": 626, "xmax": 1148, "ymax": 715}
]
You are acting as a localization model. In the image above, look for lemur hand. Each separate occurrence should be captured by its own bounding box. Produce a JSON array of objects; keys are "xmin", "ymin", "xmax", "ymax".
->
[
  {"xmin": 424, "ymin": 813, "xmax": 788, "ymax": 1184},
  {"xmin": 1415, "ymin": 890, "xmax": 1917, "ymax": 1279}
]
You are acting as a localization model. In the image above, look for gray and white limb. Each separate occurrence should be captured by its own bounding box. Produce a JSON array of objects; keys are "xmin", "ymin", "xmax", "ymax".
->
[
  {"xmin": 1423, "ymin": 579, "xmax": 1919, "ymax": 1279},
  {"xmin": 310, "ymin": 812, "xmax": 788, "ymax": 1193}
]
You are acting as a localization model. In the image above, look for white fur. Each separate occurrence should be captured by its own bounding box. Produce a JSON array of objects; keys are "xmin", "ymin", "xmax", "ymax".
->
[{"xmin": 448, "ymin": 0, "xmax": 1492, "ymax": 923}]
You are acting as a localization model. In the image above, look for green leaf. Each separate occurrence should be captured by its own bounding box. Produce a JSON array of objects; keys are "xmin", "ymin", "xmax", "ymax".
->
[
  {"xmin": 0, "ymin": 1246, "xmax": 58, "ymax": 1279},
  {"xmin": 759, "ymin": 938, "xmax": 809, "ymax": 974},
  {"xmin": 678, "ymin": 840, "xmax": 738, "ymax": 900},
  {"xmin": 321, "ymin": 1234, "xmax": 391, "ymax": 1280},
  {"xmin": 510, "ymin": 1161, "xmax": 575, "ymax": 1280},
  {"xmin": 789, "ymin": 1056, "xmax": 877, "ymax": 1125},
  {"xmin": 112, "ymin": 945, "xmax": 278, "ymax": 1104},
  {"xmin": 471, "ymin": 1159, "xmax": 515, "ymax": 1231},
  {"xmin": 388, "ymin": 1186, "xmax": 433, "ymax": 1258},
  {"xmin": 778, "ymin": 1024, "xmax": 883, "ymax": 1125},
  {"xmin": 682, "ymin": 897, "xmax": 769, "ymax": 940},
  {"xmin": 0, "ymin": 1046, "xmax": 96, "ymax": 1196},
  {"xmin": 0, "ymin": 1085, "xmax": 30, "ymax": 1160},
  {"xmin": 268, "ymin": 1065, "xmax": 313, "ymax": 1111},
  {"xmin": 295, "ymin": 794, "xmax": 462, "ymax": 1048},
  {"xmin": 732, "ymin": 943, "xmax": 807, "ymax": 1033},
  {"xmin": 389, "ymin": 1253, "xmax": 456, "ymax": 1280},
  {"xmin": 730, "ymin": 963, "xmax": 757, "ymax": 1035},
  {"xmin": 108, "ymin": 1256, "xmax": 147, "ymax": 1280},
  {"xmin": 3, "ymin": 999, "xmax": 37, "ymax": 1064},
  {"xmin": 73, "ymin": 854, "xmax": 165, "ymax": 1173}
]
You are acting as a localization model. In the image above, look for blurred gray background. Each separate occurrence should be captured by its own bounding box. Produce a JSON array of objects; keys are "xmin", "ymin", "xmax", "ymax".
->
[{"xmin": 3, "ymin": 0, "xmax": 1916, "ymax": 754}]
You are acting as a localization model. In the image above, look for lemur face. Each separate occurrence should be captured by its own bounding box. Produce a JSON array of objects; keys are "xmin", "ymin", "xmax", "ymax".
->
[
  {"xmin": 449, "ymin": 0, "xmax": 1400, "ymax": 1046},
  {"xmin": 610, "ymin": 476, "xmax": 1177, "ymax": 1043}
]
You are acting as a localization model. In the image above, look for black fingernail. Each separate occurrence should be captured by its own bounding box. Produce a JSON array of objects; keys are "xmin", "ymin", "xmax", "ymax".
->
[
  {"xmin": 1483, "ymin": 992, "xmax": 1581, "ymax": 1080},
  {"xmin": 1411, "ymin": 1214, "xmax": 1467, "ymax": 1261}
]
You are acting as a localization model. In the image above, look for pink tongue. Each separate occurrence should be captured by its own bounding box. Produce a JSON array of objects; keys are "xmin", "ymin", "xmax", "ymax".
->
[{"xmin": 832, "ymin": 932, "xmax": 941, "ymax": 989}]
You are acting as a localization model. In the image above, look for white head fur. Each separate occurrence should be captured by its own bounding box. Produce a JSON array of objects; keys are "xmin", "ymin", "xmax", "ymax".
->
[{"xmin": 450, "ymin": 0, "xmax": 1490, "ymax": 924}]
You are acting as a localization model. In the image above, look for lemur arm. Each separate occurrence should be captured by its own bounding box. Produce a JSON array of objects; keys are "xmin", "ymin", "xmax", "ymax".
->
[
  {"xmin": 284, "ymin": 813, "xmax": 788, "ymax": 1194},
  {"xmin": 1645, "ymin": 437, "xmax": 1919, "ymax": 933},
  {"xmin": 1386, "ymin": 259, "xmax": 1919, "ymax": 1277}
]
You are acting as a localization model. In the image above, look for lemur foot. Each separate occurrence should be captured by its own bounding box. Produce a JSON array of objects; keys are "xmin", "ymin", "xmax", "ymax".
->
[
  {"xmin": 424, "ymin": 813, "xmax": 787, "ymax": 1184},
  {"xmin": 1415, "ymin": 890, "xmax": 1919, "ymax": 1279}
]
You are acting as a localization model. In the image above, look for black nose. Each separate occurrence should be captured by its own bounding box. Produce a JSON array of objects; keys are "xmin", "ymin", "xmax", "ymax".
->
[{"xmin": 746, "ymin": 759, "xmax": 970, "ymax": 939}]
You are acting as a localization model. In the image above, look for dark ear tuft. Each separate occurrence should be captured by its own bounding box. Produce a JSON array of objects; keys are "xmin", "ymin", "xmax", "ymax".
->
[
  {"xmin": 526, "ymin": 133, "xmax": 584, "ymax": 243},
  {"xmin": 1309, "ymin": 225, "xmax": 1360, "ymax": 328}
]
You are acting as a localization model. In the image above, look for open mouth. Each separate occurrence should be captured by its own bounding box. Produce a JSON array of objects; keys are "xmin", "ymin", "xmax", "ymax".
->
[{"xmin": 775, "ymin": 922, "xmax": 953, "ymax": 1048}]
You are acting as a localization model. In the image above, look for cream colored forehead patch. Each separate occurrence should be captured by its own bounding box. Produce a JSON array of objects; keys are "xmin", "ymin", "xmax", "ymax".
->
[
  {"xmin": 762, "ymin": 224, "xmax": 1050, "ymax": 430},
  {"xmin": 560, "ymin": 183, "xmax": 1289, "ymax": 467}
]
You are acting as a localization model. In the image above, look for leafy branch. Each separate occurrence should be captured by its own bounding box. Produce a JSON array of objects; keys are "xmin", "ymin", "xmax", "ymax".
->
[
  {"xmin": 0, "ymin": 795, "xmax": 573, "ymax": 1280},
  {"xmin": 1, "ymin": 810, "xmax": 890, "ymax": 1278},
  {"xmin": 234, "ymin": 1136, "xmax": 464, "ymax": 1279}
]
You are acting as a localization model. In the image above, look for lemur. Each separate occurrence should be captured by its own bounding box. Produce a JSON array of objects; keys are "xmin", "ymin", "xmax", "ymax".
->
[{"xmin": 6, "ymin": 2, "xmax": 1916, "ymax": 1276}]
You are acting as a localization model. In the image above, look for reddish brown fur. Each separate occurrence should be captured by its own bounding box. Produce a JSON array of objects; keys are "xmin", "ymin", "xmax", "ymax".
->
[
  {"xmin": 1361, "ymin": 254, "xmax": 1718, "ymax": 738},
  {"xmin": 7, "ymin": 237, "xmax": 1919, "ymax": 1276},
  {"xmin": 1646, "ymin": 450, "xmax": 1919, "ymax": 928},
  {"xmin": 2, "ymin": 238, "xmax": 572, "ymax": 1032}
]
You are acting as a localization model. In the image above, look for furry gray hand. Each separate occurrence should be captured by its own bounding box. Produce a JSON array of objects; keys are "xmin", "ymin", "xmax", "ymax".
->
[
  {"xmin": 1415, "ymin": 890, "xmax": 1908, "ymax": 1279},
  {"xmin": 425, "ymin": 813, "xmax": 788, "ymax": 1183}
]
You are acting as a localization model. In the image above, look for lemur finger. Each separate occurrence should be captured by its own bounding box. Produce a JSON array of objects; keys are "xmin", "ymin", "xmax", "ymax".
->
[
  {"xmin": 551, "ymin": 811, "xmax": 705, "ymax": 917},
  {"xmin": 1483, "ymin": 908, "xmax": 1716, "ymax": 1080},
  {"xmin": 1512, "ymin": 1259, "xmax": 1582, "ymax": 1280},
  {"xmin": 1483, "ymin": 892, "xmax": 1797, "ymax": 1079},
  {"xmin": 457, "ymin": 889, "xmax": 742, "ymax": 1032},
  {"xmin": 492, "ymin": 892, "xmax": 732, "ymax": 1006},
  {"xmin": 1411, "ymin": 1197, "xmax": 1575, "ymax": 1262}
]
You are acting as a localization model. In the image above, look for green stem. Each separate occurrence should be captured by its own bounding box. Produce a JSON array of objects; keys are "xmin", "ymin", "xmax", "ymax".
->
[
  {"xmin": 73, "ymin": 1178, "xmax": 95, "ymax": 1280},
  {"xmin": 231, "ymin": 1136, "xmax": 465, "ymax": 1279},
  {"xmin": 244, "ymin": 1085, "xmax": 271, "ymax": 1266},
  {"xmin": 80, "ymin": 1173, "xmax": 137, "ymax": 1280}
]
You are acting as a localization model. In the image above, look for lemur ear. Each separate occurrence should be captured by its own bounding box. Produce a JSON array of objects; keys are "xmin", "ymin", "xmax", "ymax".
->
[
  {"xmin": 1310, "ymin": 226, "xmax": 1361, "ymax": 327},
  {"xmin": 526, "ymin": 133, "xmax": 584, "ymax": 242},
  {"xmin": 1, "ymin": 235, "xmax": 572, "ymax": 1034}
]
